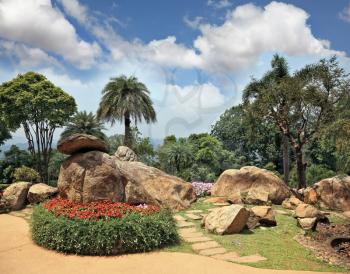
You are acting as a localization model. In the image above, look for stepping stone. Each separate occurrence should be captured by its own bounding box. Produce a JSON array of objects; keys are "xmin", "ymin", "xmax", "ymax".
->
[
  {"xmin": 213, "ymin": 202, "xmax": 230, "ymax": 206},
  {"xmin": 176, "ymin": 221, "xmax": 195, "ymax": 228},
  {"xmin": 192, "ymin": 241, "xmax": 220, "ymax": 251},
  {"xmin": 211, "ymin": 251, "xmax": 240, "ymax": 261},
  {"xmin": 230, "ymin": 254, "xmax": 267, "ymax": 263},
  {"xmin": 185, "ymin": 213, "xmax": 202, "ymax": 220},
  {"xmin": 174, "ymin": 215, "xmax": 186, "ymax": 221},
  {"xmin": 186, "ymin": 210, "xmax": 203, "ymax": 214},
  {"xmin": 184, "ymin": 236, "xmax": 211, "ymax": 243},
  {"xmin": 180, "ymin": 232, "xmax": 203, "ymax": 238},
  {"xmin": 199, "ymin": 247, "xmax": 227, "ymax": 256},
  {"xmin": 178, "ymin": 227, "xmax": 197, "ymax": 234}
]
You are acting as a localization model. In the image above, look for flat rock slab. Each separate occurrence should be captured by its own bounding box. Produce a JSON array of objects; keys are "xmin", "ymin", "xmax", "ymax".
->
[
  {"xmin": 174, "ymin": 215, "xmax": 186, "ymax": 221},
  {"xmin": 213, "ymin": 203, "xmax": 230, "ymax": 206},
  {"xmin": 185, "ymin": 237, "xmax": 212, "ymax": 243},
  {"xmin": 180, "ymin": 232, "xmax": 204, "ymax": 238},
  {"xmin": 178, "ymin": 227, "xmax": 197, "ymax": 234},
  {"xmin": 186, "ymin": 210, "xmax": 204, "ymax": 213},
  {"xmin": 211, "ymin": 252, "xmax": 240, "ymax": 261},
  {"xmin": 185, "ymin": 213, "xmax": 202, "ymax": 220},
  {"xmin": 230, "ymin": 254, "xmax": 267, "ymax": 263},
  {"xmin": 275, "ymin": 210, "xmax": 289, "ymax": 215},
  {"xmin": 192, "ymin": 241, "xmax": 220, "ymax": 251},
  {"xmin": 177, "ymin": 221, "xmax": 195, "ymax": 228},
  {"xmin": 199, "ymin": 247, "xmax": 227, "ymax": 256}
]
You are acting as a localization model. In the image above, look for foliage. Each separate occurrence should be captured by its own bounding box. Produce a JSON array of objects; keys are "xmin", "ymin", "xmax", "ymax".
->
[
  {"xmin": 13, "ymin": 165, "xmax": 40, "ymax": 183},
  {"xmin": 32, "ymin": 203, "xmax": 179, "ymax": 255},
  {"xmin": 44, "ymin": 197, "xmax": 161, "ymax": 219},
  {"xmin": 97, "ymin": 75, "xmax": 156, "ymax": 148},
  {"xmin": 47, "ymin": 150, "xmax": 67, "ymax": 185},
  {"xmin": 289, "ymin": 164, "xmax": 336, "ymax": 188},
  {"xmin": 0, "ymin": 120, "xmax": 11, "ymax": 151},
  {"xmin": 60, "ymin": 111, "xmax": 106, "ymax": 140},
  {"xmin": 243, "ymin": 56, "xmax": 350, "ymax": 188},
  {"xmin": 0, "ymin": 72, "xmax": 76, "ymax": 182},
  {"xmin": 0, "ymin": 145, "xmax": 34, "ymax": 184}
]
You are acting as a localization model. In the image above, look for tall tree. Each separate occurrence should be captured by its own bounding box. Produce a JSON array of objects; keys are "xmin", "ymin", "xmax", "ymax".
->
[
  {"xmin": 243, "ymin": 56, "xmax": 350, "ymax": 188},
  {"xmin": 0, "ymin": 119, "xmax": 11, "ymax": 152},
  {"xmin": 0, "ymin": 72, "xmax": 76, "ymax": 182},
  {"xmin": 60, "ymin": 111, "xmax": 106, "ymax": 140},
  {"xmin": 96, "ymin": 75, "xmax": 156, "ymax": 148}
]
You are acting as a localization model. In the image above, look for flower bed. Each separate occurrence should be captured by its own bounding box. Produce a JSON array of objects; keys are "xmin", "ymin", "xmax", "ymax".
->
[
  {"xmin": 191, "ymin": 181, "xmax": 213, "ymax": 197},
  {"xmin": 32, "ymin": 198, "xmax": 179, "ymax": 255}
]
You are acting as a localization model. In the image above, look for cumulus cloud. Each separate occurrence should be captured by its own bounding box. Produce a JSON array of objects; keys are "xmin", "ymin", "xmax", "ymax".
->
[
  {"xmin": 339, "ymin": 3, "xmax": 350, "ymax": 22},
  {"xmin": 207, "ymin": 0, "xmax": 232, "ymax": 9},
  {"xmin": 183, "ymin": 16, "xmax": 204, "ymax": 29},
  {"xmin": 0, "ymin": 0, "xmax": 100, "ymax": 69},
  {"xmin": 58, "ymin": 0, "xmax": 88, "ymax": 24}
]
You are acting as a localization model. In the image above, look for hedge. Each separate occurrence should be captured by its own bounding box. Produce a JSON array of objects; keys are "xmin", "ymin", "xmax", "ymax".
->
[{"xmin": 31, "ymin": 205, "xmax": 179, "ymax": 255}]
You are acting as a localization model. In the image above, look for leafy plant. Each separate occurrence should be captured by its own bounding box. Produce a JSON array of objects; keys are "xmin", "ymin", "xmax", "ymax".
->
[{"xmin": 13, "ymin": 165, "xmax": 40, "ymax": 183}]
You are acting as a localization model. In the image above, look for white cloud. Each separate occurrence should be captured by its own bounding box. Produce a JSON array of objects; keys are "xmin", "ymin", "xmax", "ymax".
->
[
  {"xmin": 207, "ymin": 0, "xmax": 232, "ymax": 9},
  {"xmin": 339, "ymin": 3, "xmax": 350, "ymax": 22},
  {"xmin": 0, "ymin": 40, "xmax": 61, "ymax": 68},
  {"xmin": 0, "ymin": 0, "xmax": 100, "ymax": 69},
  {"xmin": 58, "ymin": 0, "xmax": 88, "ymax": 24},
  {"xmin": 184, "ymin": 16, "xmax": 203, "ymax": 29}
]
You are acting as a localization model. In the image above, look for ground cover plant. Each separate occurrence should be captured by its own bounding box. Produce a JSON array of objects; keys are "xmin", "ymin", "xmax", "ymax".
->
[{"xmin": 32, "ymin": 198, "xmax": 179, "ymax": 255}]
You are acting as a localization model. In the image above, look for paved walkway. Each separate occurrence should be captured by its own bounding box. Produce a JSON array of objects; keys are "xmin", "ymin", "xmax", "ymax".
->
[{"xmin": 0, "ymin": 211, "xmax": 339, "ymax": 274}]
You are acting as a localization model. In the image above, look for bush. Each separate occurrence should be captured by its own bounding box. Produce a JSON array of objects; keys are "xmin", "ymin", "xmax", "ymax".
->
[
  {"xmin": 289, "ymin": 164, "xmax": 336, "ymax": 187},
  {"xmin": 13, "ymin": 165, "xmax": 40, "ymax": 183},
  {"xmin": 31, "ymin": 200, "xmax": 179, "ymax": 255}
]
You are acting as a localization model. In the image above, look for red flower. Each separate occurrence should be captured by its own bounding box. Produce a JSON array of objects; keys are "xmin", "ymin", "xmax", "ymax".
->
[{"xmin": 43, "ymin": 198, "xmax": 161, "ymax": 220}]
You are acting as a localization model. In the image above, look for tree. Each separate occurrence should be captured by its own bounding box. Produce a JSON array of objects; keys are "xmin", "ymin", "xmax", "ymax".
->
[
  {"xmin": 0, "ymin": 72, "xmax": 76, "ymax": 182},
  {"xmin": 0, "ymin": 120, "xmax": 11, "ymax": 152},
  {"xmin": 60, "ymin": 111, "xmax": 106, "ymax": 140},
  {"xmin": 0, "ymin": 145, "xmax": 34, "ymax": 183},
  {"xmin": 96, "ymin": 75, "xmax": 156, "ymax": 148},
  {"xmin": 13, "ymin": 166, "xmax": 40, "ymax": 183},
  {"xmin": 243, "ymin": 56, "xmax": 350, "ymax": 188}
]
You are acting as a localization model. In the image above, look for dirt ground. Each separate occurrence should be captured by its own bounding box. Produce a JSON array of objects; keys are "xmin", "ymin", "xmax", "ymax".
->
[{"xmin": 0, "ymin": 214, "xmax": 341, "ymax": 274}]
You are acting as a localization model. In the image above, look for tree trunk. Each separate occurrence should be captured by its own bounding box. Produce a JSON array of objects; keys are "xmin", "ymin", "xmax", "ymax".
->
[
  {"xmin": 295, "ymin": 147, "xmax": 306, "ymax": 189},
  {"xmin": 124, "ymin": 113, "xmax": 132, "ymax": 148},
  {"xmin": 282, "ymin": 135, "xmax": 290, "ymax": 185}
]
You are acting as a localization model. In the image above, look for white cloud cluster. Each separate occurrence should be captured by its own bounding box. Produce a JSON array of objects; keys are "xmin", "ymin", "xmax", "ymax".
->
[
  {"xmin": 0, "ymin": 0, "xmax": 100, "ymax": 69},
  {"xmin": 207, "ymin": 0, "xmax": 232, "ymax": 9},
  {"xmin": 340, "ymin": 3, "xmax": 350, "ymax": 22},
  {"xmin": 58, "ymin": 0, "xmax": 88, "ymax": 24}
]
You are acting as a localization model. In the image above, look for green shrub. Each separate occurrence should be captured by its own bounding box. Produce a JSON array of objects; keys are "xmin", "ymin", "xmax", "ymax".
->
[
  {"xmin": 289, "ymin": 164, "xmax": 336, "ymax": 187},
  {"xmin": 13, "ymin": 166, "xmax": 40, "ymax": 183},
  {"xmin": 31, "ymin": 205, "xmax": 179, "ymax": 255}
]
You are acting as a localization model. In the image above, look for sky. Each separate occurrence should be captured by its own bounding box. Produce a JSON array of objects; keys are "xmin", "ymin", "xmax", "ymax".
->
[{"xmin": 0, "ymin": 0, "xmax": 350, "ymax": 145}]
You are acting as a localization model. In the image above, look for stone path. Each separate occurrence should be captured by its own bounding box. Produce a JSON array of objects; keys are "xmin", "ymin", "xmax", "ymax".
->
[
  {"xmin": 174, "ymin": 208, "xmax": 267, "ymax": 264},
  {"xmin": 8, "ymin": 206, "xmax": 33, "ymax": 221}
]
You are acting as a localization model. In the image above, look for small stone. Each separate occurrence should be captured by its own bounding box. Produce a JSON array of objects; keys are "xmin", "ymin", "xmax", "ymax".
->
[
  {"xmin": 178, "ymin": 227, "xmax": 197, "ymax": 234},
  {"xmin": 174, "ymin": 215, "xmax": 186, "ymax": 222},
  {"xmin": 199, "ymin": 247, "xmax": 227, "ymax": 256},
  {"xmin": 180, "ymin": 232, "xmax": 204, "ymax": 238},
  {"xmin": 213, "ymin": 202, "xmax": 230, "ymax": 206},
  {"xmin": 185, "ymin": 237, "xmax": 211, "ymax": 243},
  {"xmin": 185, "ymin": 213, "xmax": 202, "ymax": 220},
  {"xmin": 176, "ymin": 221, "xmax": 195, "ymax": 228},
  {"xmin": 211, "ymin": 251, "xmax": 240, "ymax": 260},
  {"xmin": 230, "ymin": 254, "xmax": 267, "ymax": 263},
  {"xmin": 192, "ymin": 241, "xmax": 220, "ymax": 251},
  {"xmin": 186, "ymin": 210, "xmax": 203, "ymax": 213}
]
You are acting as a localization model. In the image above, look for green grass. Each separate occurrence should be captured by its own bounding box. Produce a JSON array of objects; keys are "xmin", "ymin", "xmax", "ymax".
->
[{"xmin": 173, "ymin": 200, "xmax": 349, "ymax": 272}]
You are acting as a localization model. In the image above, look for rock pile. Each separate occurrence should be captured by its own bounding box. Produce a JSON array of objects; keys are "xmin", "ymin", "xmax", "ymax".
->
[
  {"xmin": 57, "ymin": 134, "xmax": 196, "ymax": 211},
  {"xmin": 294, "ymin": 203, "xmax": 329, "ymax": 230}
]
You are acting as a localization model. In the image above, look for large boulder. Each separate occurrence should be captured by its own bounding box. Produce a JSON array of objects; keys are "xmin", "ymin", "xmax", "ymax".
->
[
  {"xmin": 58, "ymin": 134, "xmax": 109, "ymax": 155},
  {"xmin": 282, "ymin": 196, "xmax": 304, "ymax": 210},
  {"xmin": 311, "ymin": 176, "xmax": 350, "ymax": 211},
  {"xmin": 294, "ymin": 204, "xmax": 321, "ymax": 219},
  {"xmin": 297, "ymin": 217, "xmax": 318, "ymax": 230},
  {"xmin": 58, "ymin": 151, "xmax": 126, "ymax": 203},
  {"xmin": 2, "ymin": 182, "xmax": 31, "ymax": 210},
  {"xmin": 202, "ymin": 205, "xmax": 249, "ymax": 234},
  {"xmin": 212, "ymin": 166, "xmax": 291, "ymax": 204},
  {"xmin": 115, "ymin": 146, "xmax": 138, "ymax": 161},
  {"xmin": 116, "ymin": 160, "xmax": 196, "ymax": 211},
  {"xmin": 27, "ymin": 183, "xmax": 58, "ymax": 204},
  {"xmin": 250, "ymin": 206, "xmax": 277, "ymax": 226}
]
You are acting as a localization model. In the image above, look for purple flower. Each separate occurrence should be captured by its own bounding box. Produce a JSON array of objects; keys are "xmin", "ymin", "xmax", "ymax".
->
[{"xmin": 191, "ymin": 182, "xmax": 213, "ymax": 197}]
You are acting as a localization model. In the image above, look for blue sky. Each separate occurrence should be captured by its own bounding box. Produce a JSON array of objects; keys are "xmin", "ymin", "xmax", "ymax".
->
[{"xmin": 0, "ymin": 0, "xmax": 350, "ymax": 145}]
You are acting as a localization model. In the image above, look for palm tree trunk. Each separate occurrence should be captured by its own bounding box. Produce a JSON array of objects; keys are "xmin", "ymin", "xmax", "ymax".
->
[
  {"xmin": 124, "ymin": 112, "xmax": 132, "ymax": 148},
  {"xmin": 282, "ymin": 135, "xmax": 290, "ymax": 185}
]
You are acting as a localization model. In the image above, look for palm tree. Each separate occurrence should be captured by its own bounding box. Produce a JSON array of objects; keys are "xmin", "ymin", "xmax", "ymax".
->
[
  {"xmin": 60, "ymin": 111, "xmax": 106, "ymax": 140},
  {"xmin": 96, "ymin": 75, "xmax": 156, "ymax": 148}
]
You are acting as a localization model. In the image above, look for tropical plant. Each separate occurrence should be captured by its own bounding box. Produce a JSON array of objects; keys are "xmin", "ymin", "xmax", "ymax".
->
[
  {"xmin": 60, "ymin": 111, "xmax": 106, "ymax": 140},
  {"xmin": 96, "ymin": 75, "xmax": 156, "ymax": 148},
  {"xmin": 0, "ymin": 72, "xmax": 76, "ymax": 182},
  {"xmin": 13, "ymin": 165, "xmax": 40, "ymax": 183}
]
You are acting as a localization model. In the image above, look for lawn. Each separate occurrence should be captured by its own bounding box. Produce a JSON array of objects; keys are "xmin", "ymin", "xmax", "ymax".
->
[{"xmin": 166, "ymin": 199, "xmax": 349, "ymax": 272}]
